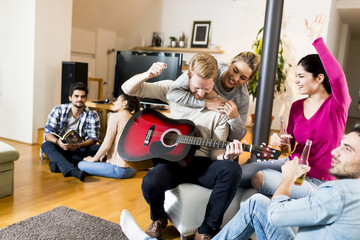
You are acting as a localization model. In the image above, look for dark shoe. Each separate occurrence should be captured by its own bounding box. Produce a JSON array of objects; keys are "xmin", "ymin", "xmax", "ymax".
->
[
  {"xmin": 49, "ymin": 162, "xmax": 61, "ymax": 173},
  {"xmin": 194, "ymin": 230, "xmax": 212, "ymax": 240},
  {"xmin": 145, "ymin": 218, "xmax": 167, "ymax": 238},
  {"xmin": 69, "ymin": 169, "xmax": 86, "ymax": 181}
]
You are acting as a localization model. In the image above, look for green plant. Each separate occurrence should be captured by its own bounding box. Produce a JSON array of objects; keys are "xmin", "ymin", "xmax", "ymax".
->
[
  {"xmin": 179, "ymin": 32, "xmax": 186, "ymax": 41},
  {"xmin": 248, "ymin": 27, "xmax": 291, "ymax": 100},
  {"xmin": 169, "ymin": 36, "xmax": 177, "ymax": 41}
]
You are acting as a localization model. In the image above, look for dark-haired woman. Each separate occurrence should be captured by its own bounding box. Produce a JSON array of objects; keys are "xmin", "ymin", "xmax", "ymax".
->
[
  {"xmin": 78, "ymin": 94, "xmax": 140, "ymax": 179},
  {"xmin": 240, "ymin": 14, "xmax": 351, "ymax": 198}
]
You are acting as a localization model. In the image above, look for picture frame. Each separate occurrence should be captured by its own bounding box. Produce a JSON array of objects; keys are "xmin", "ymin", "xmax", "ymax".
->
[
  {"xmin": 151, "ymin": 32, "xmax": 164, "ymax": 47},
  {"xmin": 191, "ymin": 21, "xmax": 211, "ymax": 48}
]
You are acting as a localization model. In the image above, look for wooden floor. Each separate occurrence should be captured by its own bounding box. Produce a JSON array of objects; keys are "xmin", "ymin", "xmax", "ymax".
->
[{"xmin": 0, "ymin": 128, "xmax": 257, "ymax": 239}]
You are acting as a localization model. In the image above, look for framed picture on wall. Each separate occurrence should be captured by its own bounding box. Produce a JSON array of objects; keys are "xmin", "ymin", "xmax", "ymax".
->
[{"xmin": 191, "ymin": 21, "xmax": 211, "ymax": 48}]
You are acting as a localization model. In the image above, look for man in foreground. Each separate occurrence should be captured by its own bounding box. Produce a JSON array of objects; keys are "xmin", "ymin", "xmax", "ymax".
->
[
  {"xmin": 120, "ymin": 124, "xmax": 360, "ymax": 239},
  {"xmin": 121, "ymin": 53, "xmax": 243, "ymax": 239},
  {"xmin": 41, "ymin": 82, "xmax": 100, "ymax": 181}
]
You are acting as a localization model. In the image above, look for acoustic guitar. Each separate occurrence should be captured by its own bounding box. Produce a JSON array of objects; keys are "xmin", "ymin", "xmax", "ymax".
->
[{"xmin": 118, "ymin": 109, "xmax": 281, "ymax": 170}]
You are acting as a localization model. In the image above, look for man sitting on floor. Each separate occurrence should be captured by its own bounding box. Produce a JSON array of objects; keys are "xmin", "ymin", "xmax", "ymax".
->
[{"xmin": 41, "ymin": 82, "xmax": 100, "ymax": 181}]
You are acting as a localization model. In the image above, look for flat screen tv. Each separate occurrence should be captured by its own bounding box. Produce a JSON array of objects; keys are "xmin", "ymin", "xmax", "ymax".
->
[{"xmin": 113, "ymin": 51, "xmax": 183, "ymax": 106}]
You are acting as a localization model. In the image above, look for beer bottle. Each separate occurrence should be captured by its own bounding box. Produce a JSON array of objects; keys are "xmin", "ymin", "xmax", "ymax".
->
[{"xmin": 294, "ymin": 139, "xmax": 312, "ymax": 186}]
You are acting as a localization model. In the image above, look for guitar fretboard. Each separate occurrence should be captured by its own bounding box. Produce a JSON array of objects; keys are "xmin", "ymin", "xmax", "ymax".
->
[{"xmin": 176, "ymin": 135, "xmax": 251, "ymax": 152}]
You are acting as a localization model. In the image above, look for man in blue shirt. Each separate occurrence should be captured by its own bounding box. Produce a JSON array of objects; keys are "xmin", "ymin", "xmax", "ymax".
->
[
  {"xmin": 120, "ymin": 124, "xmax": 360, "ymax": 240},
  {"xmin": 41, "ymin": 82, "xmax": 100, "ymax": 181},
  {"xmin": 210, "ymin": 124, "xmax": 360, "ymax": 240}
]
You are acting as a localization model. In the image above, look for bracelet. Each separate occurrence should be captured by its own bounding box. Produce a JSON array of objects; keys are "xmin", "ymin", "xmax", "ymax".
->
[
  {"xmin": 55, "ymin": 139, "xmax": 59, "ymax": 145},
  {"xmin": 222, "ymin": 153, "xmax": 226, "ymax": 160}
]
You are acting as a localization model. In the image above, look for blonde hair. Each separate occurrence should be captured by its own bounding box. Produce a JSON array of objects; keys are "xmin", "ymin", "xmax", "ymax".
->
[
  {"xmin": 188, "ymin": 53, "xmax": 219, "ymax": 80},
  {"xmin": 231, "ymin": 51, "xmax": 260, "ymax": 80}
]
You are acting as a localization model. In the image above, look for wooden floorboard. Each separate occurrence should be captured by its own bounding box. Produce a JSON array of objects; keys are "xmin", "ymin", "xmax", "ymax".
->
[{"xmin": 0, "ymin": 127, "xmax": 268, "ymax": 239}]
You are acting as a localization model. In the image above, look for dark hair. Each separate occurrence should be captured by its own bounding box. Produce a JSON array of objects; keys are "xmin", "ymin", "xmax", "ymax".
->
[
  {"xmin": 351, "ymin": 123, "xmax": 360, "ymax": 136},
  {"xmin": 297, "ymin": 54, "xmax": 331, "ymax": 94},
  {"xmin": 69, "ymin": 82, "xmax": 88, "ymax": 96},
  {"xmin": 121, "ymin": 94, "xmax": 140, "ymax": 113}
]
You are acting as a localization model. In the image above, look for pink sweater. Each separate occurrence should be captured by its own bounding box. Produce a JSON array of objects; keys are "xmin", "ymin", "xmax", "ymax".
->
[{"xmin": 287, "ymin": 38, "xmax": 351, "ymax": 181}]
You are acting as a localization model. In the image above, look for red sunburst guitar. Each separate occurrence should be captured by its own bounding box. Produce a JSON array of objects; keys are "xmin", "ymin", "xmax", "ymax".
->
[{"xmin": 118, "ymin": 109, "xmax": 281, "ymax": 170}]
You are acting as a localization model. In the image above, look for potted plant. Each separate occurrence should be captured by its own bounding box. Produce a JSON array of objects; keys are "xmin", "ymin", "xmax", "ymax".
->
[
  {"xmin": 178, "ymin": 32, "xmax": 186, "ymax": 48},
  {"xmin": 249, "ymin": 27, "xmax": 291, "ymax": 125},
  {"xmin": 169, "ymin": 36, "xmax": 177, "ymax": 47},
  {"xmin": 248, "ymin": 27, "xmax": 290, "ymax": 101}
]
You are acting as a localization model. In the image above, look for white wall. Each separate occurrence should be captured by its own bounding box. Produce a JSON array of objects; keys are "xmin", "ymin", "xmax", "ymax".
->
[
  {"xmin": 345, "ymin": 39, "xmax": 360, "ymax": 118},
  {"xmin": 34, "ymin": 0, "xmax": 73, "ymax": 143},
  {"xmin": 0, "ymin": 0, "xmax": 36, "ymax": 143},
  {"xmin": 91, "ymin": 0, "xmax": 335, "ymax": 129},
  {"xmin": 0, "ymin": 0, "xmax": 72, "ymax": 143}
]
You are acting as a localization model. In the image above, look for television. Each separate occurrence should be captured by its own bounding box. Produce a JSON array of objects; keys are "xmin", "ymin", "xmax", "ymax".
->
[{"xmin": 113, "ymin": 51, "xmax": 183, "ymax": 106}]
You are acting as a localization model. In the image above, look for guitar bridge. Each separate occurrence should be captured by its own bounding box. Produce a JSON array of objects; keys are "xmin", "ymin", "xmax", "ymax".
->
[{"xmin": 144, "ymin": 125, "xmax": 155, "ymax": 146}]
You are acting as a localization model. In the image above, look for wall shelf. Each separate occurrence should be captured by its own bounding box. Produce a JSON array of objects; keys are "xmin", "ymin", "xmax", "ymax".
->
[{"xmin": 134, "ymin": 46, "xmax": 224, "ymax": 54}]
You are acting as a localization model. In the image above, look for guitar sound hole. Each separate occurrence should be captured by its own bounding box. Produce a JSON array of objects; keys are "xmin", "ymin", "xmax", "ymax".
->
[{"xmin": 163, "ymin": 131, "xmax": 178, "ymax": 146}]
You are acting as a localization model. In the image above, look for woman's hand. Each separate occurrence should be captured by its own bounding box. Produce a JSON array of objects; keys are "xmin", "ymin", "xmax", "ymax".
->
[
  {"xmin": 83, "ymin": 156, "xmax": 98, "ymax": 162},
  {"xmin": 205, "ymin": 95, "xmax": 226, "ymax": 112},
  {"xmin": 305, "ymin": 14, "xmax": 329, "ymax": 42},
  {"xmin": 223, "ymin": 100, "xmax": 239, "ymax": 119},
  {"xmin": 270, "ymin": 133, "xmax": 282, "ymax": 147}
]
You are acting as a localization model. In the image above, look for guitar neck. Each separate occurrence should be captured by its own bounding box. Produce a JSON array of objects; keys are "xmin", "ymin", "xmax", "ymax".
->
[{"xmin": 176, "ymin": 135, "xmax": 252, "ymax": 152}]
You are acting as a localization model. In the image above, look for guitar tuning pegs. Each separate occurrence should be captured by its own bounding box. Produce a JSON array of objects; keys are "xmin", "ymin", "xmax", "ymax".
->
[
  {"xmin": 270, "ymin": 154, "xmax": 274, "ymax": 158},
  {"xmin": 257, "ymin": 153, "xmax": 260, "ymax": 157}
]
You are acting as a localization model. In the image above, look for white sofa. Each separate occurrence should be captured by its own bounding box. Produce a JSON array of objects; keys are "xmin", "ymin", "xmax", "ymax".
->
[{"xmin": 164, "ymin": 183, "xmax": 259, "ymax": 240}]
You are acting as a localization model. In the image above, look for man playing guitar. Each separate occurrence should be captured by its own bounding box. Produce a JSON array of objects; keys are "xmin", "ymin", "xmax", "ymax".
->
[{"xmin": 121, "ymin": 53, "xmax": 242, "ymax": 240}]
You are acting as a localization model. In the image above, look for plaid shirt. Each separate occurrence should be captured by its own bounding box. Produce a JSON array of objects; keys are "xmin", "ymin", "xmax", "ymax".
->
[{"xmin": 43, "ymin": 103, "xmax": 100, "ymax": 142}]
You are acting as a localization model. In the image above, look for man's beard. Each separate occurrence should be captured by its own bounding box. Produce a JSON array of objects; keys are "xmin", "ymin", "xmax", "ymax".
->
[{"xmin": 73, "ymin": 102, "xmax": 84, "ymax": 108}]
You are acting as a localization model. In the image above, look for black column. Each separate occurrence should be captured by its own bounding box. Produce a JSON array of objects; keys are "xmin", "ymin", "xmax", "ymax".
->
[{"xmin": 251, "ymin": 0, "xmax": 284, "ymax": 162}]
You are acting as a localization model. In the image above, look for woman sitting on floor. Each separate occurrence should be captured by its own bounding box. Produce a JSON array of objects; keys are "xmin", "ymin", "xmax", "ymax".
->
[{"xmin": 78, "ymin": 94, "xmax": 140, "ymax": 179}]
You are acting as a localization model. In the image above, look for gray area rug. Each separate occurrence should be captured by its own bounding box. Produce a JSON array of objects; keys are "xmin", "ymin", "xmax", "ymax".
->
[{"xmin": 0, "ymin": 206, "xmax": 128, "ymax": 240}]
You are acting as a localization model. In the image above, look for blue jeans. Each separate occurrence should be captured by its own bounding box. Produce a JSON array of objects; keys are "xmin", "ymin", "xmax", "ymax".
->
[
  {"xmin": 212, "ymin": 193, "xmax": 296, "ymax": 240},
  {"xmin": 240, "ymin": 158, "xmax": 325, "ymax": 199},
  {"xmin": 78, "ymin": 161, "xmax": 136, "ymax": 179},
  {"xmin": 41, "ymin": 141, "xmax": 100, "ymax": 176}
]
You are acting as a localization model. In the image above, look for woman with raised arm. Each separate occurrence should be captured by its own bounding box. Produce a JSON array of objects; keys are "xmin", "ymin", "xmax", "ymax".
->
[
  {"xmin": 240, "ymin": 14, "xmax": 351, "ymax": 198},
  {"xmin": 167, "ymin": 51, "xmax": 260, "ymax": 141},
  {"xmin": 78, "ymin": 94, "xmax": 140, "ymax": 179}
]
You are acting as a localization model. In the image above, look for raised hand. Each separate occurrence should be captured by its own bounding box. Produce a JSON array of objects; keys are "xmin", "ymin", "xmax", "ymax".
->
[
  {"xmin": 305, "ymin": 14, "xmax": 329, "ymax": 42},
  {"xmin": 145, "ymin": 62, "xmax": 167, "ymax": 79}
]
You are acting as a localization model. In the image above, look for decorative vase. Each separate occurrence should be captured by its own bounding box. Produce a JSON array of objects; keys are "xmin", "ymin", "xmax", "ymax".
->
[
  {"xmin": 179, "ymin": 40, "xmax": 185, "ymax": 48},
  {"xmin": 170, "ymin": 40, "xmax": 177, "ymax": 47}
]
